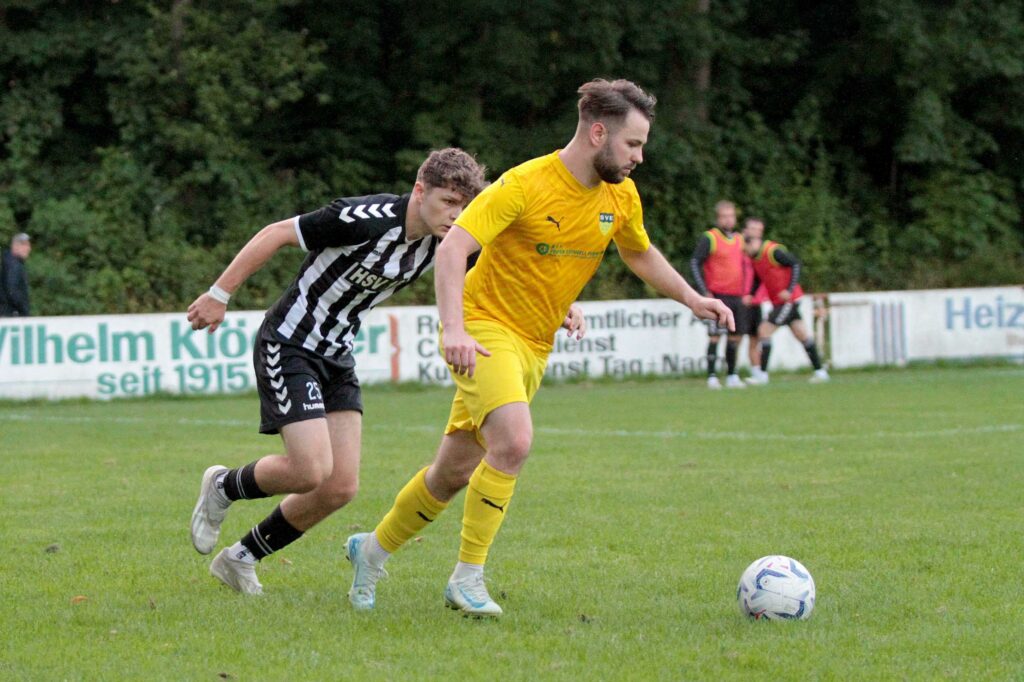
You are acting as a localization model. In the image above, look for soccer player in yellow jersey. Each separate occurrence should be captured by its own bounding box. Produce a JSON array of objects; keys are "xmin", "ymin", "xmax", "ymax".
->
[{"xmin": 345, "ymin": 79, "xmax": 734, "ymax": 616}]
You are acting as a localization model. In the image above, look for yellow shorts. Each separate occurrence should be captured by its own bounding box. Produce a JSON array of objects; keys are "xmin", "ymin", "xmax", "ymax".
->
[{"xmin": 442, "ymin": 319, "xmax": 549, "ymax": 442}]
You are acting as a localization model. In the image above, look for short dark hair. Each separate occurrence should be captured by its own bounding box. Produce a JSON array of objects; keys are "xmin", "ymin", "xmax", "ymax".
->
[
  {"xmin": 744, "ymin": 216, "xmax": 764, "ymax": 227},
  {"xmin": 577, "ymin": 78, "xmax": 657, "ymax": 125},
  {"xmin": 416, "ymin": 148, "xmax": 487, "ymax": 200}
]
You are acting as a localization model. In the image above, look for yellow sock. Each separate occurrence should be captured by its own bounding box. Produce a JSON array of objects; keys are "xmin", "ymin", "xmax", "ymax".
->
[
  {"xmin": 459, "ymin": 460, "xmax": 517, "ymax": 565},
  {"xmin": 374, "ymin": 467, "xmax": 449, "ymax": 553}
]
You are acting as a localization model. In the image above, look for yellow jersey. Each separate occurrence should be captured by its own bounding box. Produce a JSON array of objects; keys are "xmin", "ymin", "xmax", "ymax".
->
[{"xmin": 454, "ymin": 150, "xmax": 651, "ymax": 352}]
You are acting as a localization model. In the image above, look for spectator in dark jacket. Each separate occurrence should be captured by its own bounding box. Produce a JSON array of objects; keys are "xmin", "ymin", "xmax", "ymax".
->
[{"xmin": 0, "ymin": 232, "xmax": 31, "ymax": 317}]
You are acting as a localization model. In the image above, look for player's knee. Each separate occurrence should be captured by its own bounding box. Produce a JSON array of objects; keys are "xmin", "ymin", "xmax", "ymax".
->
[
  {"xmin": 494, "ymin": 431, "xmax": 532, "ymax": 467},
  {"xmin": 319, "ymin": 481, "xmax": 358, "ymax": 510},
  {"xmin": 292, "ymin": 459, "xmax": 332, "ymax": 493}
]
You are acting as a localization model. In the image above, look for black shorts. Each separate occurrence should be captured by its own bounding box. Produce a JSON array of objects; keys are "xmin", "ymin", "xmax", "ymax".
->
[
  {"xmin": 740, "ymin": 303, "xmax": 762, "ymax": 336},
  {"xmin": 767, "ymin": 301, "xmax": 802, "ymax": 327},
  {"xmin": 254, "ymin": 319, "xmax": 363, "ymax": 435},
  {"xmin": 703, "ymin": 293, "xmax": 750, "ymax": 336}
]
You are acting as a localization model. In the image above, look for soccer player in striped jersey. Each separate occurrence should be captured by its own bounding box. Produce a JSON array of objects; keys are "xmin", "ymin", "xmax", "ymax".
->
[
  {"xmin": 186, "ymin": 148, "xmax": 487, "ymax": 594},
  {"xmin": 741, "ymin": 219, "xmax": 829, "ymax": 384},
  {"xmin": 343, "ymin": 79, "xmax": 733, "ymax": 616},
  {"xmin": 690, "ymin": 201, "xmax": 750, "ymax": 389}
]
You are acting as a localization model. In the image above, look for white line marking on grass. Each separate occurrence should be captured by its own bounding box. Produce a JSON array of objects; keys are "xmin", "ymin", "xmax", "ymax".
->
[
  {"xmin": 1, "ymin": 413, "xmax": 1020, "ymax": 442},
  {"xmin": 534, "ymin": 424, "xmax": 1023, "ymax": 441}
]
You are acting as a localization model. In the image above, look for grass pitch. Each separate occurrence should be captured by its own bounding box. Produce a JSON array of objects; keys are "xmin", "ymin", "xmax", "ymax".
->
[{"xmin": 2, "ymin": 366, "xmax": 1022, "ymax": 680}]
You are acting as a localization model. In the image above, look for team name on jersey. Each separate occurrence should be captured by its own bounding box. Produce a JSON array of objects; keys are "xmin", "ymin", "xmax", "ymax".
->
[{"xmin": 344, "ymin": 265, "xmax": 397, "ymax": 292}]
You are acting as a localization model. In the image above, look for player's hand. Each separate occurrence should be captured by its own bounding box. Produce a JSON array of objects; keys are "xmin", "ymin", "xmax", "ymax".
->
[
  {"xmin": 562, "ymin": 303, "xmax": 587, "ymax": 340},
  {"xmin": 741, "ymin": 295, "xmax": 753, "ymax": 306},
  {"xmin": 778, "ymin": 290, "xmax": 792, "ymax": 302},
  {"xmin": 442, "ymin": 327, "xmax": 491, "ymax": 377},
  {"xmin": 187, "ymin": 293, "xmax": 227, "ymax": 333},
  {"xmin": 688, "ymin": 295, "xmax": 735, "ymax": 332}
]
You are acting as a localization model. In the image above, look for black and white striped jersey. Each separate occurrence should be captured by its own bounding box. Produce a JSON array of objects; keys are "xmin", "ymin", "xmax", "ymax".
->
[{"xmin": 266, "ymin": 192, "xmax": 439, "ymax": 357}]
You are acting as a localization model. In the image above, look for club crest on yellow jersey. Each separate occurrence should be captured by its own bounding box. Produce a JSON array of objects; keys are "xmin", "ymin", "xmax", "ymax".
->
[{"xmin": 598, "ymin": 212, "xmax": 614, "ymax": 235}]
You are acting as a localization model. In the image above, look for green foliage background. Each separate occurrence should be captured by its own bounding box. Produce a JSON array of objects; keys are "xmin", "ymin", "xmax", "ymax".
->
[{"xmin": 2, "ymin": 0, "xmax": 1022, "ymax": 315}]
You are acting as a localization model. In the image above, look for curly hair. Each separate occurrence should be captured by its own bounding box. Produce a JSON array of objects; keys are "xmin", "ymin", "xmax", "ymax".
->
[{"xmin": 416, "ymin": 148, "xmax": 488, "ymax": 200}]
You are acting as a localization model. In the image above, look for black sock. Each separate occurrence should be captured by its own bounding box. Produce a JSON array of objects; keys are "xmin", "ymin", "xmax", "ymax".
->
[
  {"xmin": 760, "ymin": 341, "xmax": 773, "ymax": 372},
  {"xmin": 220, "ymin": 461, "xmax": 269, "ymax": 501},
  {"xmin": 725, "ymin": 341, "xmax": 738, "ymax": 375},
  {"xmin": 240, "ymin": 505, "xmax": 304, "ymax": 561},
  {"xmin": 706, "ymin": 341, "xmax": 718, "ymax": 376},
  {"xmin": 803, "ymin": 339, "xmax": 822, "ymax": 370}
]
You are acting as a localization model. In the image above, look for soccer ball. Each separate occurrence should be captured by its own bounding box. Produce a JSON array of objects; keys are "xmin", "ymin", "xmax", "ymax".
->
[{"xmin": 736, "ymin": 555, "xmax": 816, "ymax": 621}]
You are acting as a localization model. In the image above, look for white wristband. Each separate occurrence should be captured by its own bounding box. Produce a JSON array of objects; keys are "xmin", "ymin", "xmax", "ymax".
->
[{"xmin": 208, "ymin": 285, "xmax": 231, "ymax": 305}]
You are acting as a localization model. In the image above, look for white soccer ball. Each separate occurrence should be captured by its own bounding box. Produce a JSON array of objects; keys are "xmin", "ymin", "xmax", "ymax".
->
[{"xmin": 736, "ymin": 555, "xmax": 816, "ymax": 621}]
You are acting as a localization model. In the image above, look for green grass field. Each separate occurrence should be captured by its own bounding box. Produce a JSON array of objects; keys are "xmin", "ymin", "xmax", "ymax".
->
[{"xmin": 2, "ymin": 366, "xmax": 1023, "ymax": 680}]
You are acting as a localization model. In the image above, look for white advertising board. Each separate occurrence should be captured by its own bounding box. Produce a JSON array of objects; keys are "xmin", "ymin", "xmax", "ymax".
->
[
  {"xmin": 829, "ymin": 286, "xmax": 1024, "ymax": 368},
  {"xmin": 389, "ymin": 298, "xmax": 815, "ymax": 386},
  {"xmin": 0, "ymin": 311, "xmax": 394, "ymax": 400},
  {"xmin": 0, "ymin": 298, "xmax": 815, "ymax": 400}
]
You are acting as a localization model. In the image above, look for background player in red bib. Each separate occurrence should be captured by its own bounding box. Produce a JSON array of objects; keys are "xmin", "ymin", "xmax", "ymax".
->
[
  {"xmin": 740, "ymin": 217, "xmax": 766, "ymax": 378},
  {"xmin": 690, "ymin": 200, "xmax": 750, "ymax": 389},
  {"xmin": 742, "ymin": 220, "xmax": 830, "ymax": 384}
]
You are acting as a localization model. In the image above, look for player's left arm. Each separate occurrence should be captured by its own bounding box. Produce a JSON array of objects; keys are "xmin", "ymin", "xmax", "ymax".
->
[
  {"xmin": 618, "ymin": 243, "xmax": 734, "ymax": 332},
  {"xmin": 772, "ymin": 246, "xmax": 802, "ymax": 301}
]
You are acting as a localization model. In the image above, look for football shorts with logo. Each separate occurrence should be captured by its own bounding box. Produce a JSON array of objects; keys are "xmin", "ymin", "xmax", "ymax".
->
[
  {"xmin": 441, "ymin": 320, "xmax": 548, "ymax": 446},
  {"xmin": 253, "ymin": 319, "xmax": 362, "ymax": 434},
  {"xmin": 767, "ymin": 301, "xmax": 802, "ymax": 327}
]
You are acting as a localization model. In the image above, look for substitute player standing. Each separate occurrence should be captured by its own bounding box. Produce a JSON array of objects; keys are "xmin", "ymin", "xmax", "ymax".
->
[
  {"xmin": 742, "ymin": 222, "xmax": 829, "ymax": 384},
  {"xmin": 344, "ymin": 78, "xmax": 733, "ymax": 616},
  {"xmin": 186, "ymin": 149, "xmax": 487, "ymax": 594},
  {"xmin": 690, "ymin": 201, "xmax": 749, "ymax": 389}
]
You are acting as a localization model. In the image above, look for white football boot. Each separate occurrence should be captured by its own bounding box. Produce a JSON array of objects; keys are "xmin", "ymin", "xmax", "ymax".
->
[
  {"xmin": 707, "ymin": 375, "xmax": 722, "ymax": 390},
  {"xmin": 191, "ymin": 465, "xmax": 231, "ymax": 554},
  {"xmin": 725, "ymin": 374, "xmax": 747, "ymax": 389},
  {"xmin": 346, "ymin": 533, "xmax": 388, "ymax": 611},
  {"xmin": 444, "ymin": 572, "xmax": 503, "ymax": 617},
  {"xmin": 810, "ymin": 368, "xmax": 831, "ymax": 383},
  {"xmin": 746, "ymin": 368, "xmax": 769, "ymax": 385},
  {"xmin": 210, "ymin": 547, "xmax": 263, "ymax": 595}
]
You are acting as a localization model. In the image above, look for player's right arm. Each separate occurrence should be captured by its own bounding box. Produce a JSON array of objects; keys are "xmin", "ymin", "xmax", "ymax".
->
[
  {"xmin": 438, "ymin": 172, "xmax": 525, "ymax": 377},
  {"xmin": 436, "ymin": 227, "xmax": 490, "ymax": 376},
  {"xmin": 187, "ymin": 219, "xmax": 298, "ymax": 332},
  {"xmin": 188, "ymin": 196, "xmax": 392, "ymax": 332}
]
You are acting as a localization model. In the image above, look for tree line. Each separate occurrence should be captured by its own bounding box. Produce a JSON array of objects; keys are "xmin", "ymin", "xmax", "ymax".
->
[{"xmin": 2, "ymin": 0, "xmax": 1021, "ymax": 316}]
